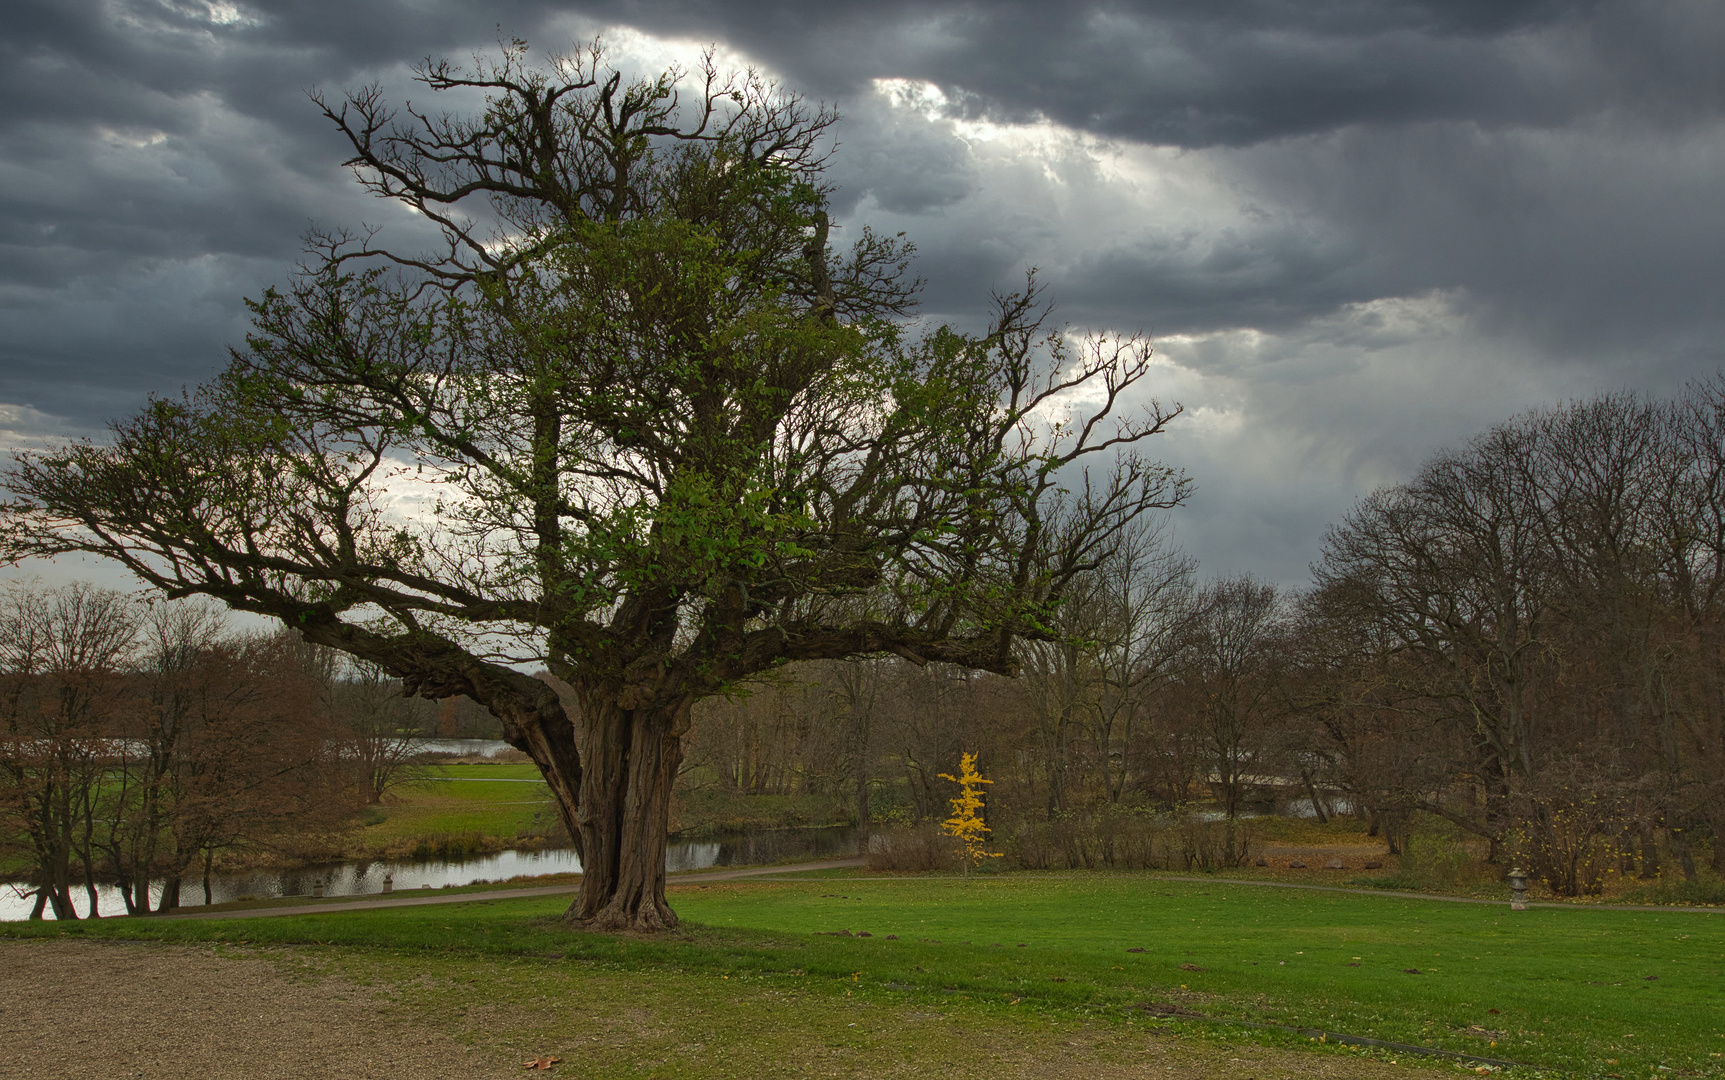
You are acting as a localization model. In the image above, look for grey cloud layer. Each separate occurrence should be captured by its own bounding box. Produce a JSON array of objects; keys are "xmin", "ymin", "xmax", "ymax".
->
[
  {"xmin": 2, "ymin": 0, "xmax": 1721, "ymax": 583},
  {"xmin": 584, "ymin": 0, "xmax": 1724, "ymax": 143}
]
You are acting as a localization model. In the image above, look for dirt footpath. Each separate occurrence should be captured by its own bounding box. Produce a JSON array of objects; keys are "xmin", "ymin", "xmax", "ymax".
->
[
  {"xmin": 0, "ymin": 939, "xmax": 518, "ymax": 1080},
  {"xmin": 0, "ymin": 938, "xmax": 1440, "ymax": 1080}
]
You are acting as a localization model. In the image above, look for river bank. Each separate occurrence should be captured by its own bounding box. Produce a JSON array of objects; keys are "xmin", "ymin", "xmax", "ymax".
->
[
  {"xmin": 0, "ymin": 824, "xmax": 861, "ymax": 920},
  {"xmin": 1, "ymin": 760, "xmax": 861, "ymax": 919}
]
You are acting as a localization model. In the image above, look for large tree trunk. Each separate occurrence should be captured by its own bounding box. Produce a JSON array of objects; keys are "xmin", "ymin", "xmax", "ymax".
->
[
  {"xmin": 499, "ymin": 678, "xmax": 690, "ymax": 933},
  {"xmin": 328, "ymin": 619, "xmax": 693, "ymax": 934},
  {"xmin": 568, "ymin": 693, "xmax": 691, "ymax": 931}
]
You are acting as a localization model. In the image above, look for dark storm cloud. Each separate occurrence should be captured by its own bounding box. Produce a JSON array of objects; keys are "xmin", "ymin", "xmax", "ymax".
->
[
  {"xmin": 572, "ymin": 0, "xmax": 1721, "ymax": 145},
  {"xmin": 577, "ymin": 0, "xmax": 1725, "ymax": 368},
  {"xmin": 1225, "ymin": 118, "xmax": 1725, "ymax": 365},
  {"xmin": 0, "ymin": 0, "xmax": 510, "ymax": 419},
  {"xmin": 540, "ymin": 0, "xmax": 1725, "ymax": 361},
  {"xmin": 3, "ymin": 0, "xmax": 1723, "ymax": 584}
]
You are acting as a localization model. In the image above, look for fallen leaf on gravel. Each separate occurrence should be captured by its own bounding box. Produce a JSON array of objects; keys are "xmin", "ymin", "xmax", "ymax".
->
[{"xmin": 521, "ymin": 1055, "xmax": 563, "ymax": 1070}]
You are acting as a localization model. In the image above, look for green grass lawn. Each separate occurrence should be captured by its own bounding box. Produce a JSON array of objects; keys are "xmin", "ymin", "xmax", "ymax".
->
[
  {"xmin": 6, "ymin": 871, "xmax": 1719, "ymax": 1077},
  {"xmin": 678, "ymin": 875, "xmax": 1725, "ymax": 1075},
  {"xmin": 350, "ymin": 762, "xmax": 554, "ymax": 854}
]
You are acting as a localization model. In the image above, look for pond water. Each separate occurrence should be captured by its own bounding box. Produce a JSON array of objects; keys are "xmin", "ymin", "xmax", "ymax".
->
[
  {"xmin": 407, "ymin": 738, "xmax": 517, "ymax": 758},
  {"xmin": 0, "ymin": 825, "xmax": 857, "ymax": 921}
]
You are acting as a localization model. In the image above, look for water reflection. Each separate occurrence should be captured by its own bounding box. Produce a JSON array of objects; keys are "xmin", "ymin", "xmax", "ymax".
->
[
  {"xmin": 0, "ymin": 826, "xmax": 856, "ymax": 921},
  {"xmin": 408, "ymin": 738, "xmax": 516, "ymax": 758}
]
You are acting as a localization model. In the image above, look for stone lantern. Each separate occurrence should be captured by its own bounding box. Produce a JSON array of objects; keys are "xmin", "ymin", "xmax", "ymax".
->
[{"xmin": 1508, "ymin": 867, "xmax": 1528, "ymax": 910}]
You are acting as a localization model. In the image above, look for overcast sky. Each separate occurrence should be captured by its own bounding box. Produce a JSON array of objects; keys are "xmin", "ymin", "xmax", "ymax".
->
[{"xmin": 4, "ymin": 0, "xmax": 1723, "ymax": 589}]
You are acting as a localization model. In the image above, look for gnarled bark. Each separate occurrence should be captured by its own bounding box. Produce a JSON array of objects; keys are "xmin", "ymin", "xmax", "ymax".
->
[{"xmin": 567, "ymin": 692, "xmax": 691, "ymax": 931}]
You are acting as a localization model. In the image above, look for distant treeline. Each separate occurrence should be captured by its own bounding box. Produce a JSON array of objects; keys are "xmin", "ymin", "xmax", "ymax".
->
[{"xmin": 678, "ymin": 382, "xmax": 1725, "ymax": 895}]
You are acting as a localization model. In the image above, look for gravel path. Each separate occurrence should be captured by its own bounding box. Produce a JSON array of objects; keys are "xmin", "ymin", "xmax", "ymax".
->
[{"xmin": 0, "ymin": 939, "xmax": 519, "ymax": 1079}]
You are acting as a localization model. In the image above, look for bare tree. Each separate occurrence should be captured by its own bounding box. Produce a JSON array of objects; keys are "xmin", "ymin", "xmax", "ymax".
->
[
  {"xmin": 827, "ymin": 657, "xmax": 886, "ymax": 844},
  {"xmin": 330, "ymin": 658, "xmax": 426, "ymax": 805},
  {"xmin": 1671, "ymin": 377, "xmax": 1725, "ymax": 874},
  {"xmin": 1180, "ymin": 575, "xmax": 1285, "ymax": 819},
  {"xmin": 0, "ymin": 583, "xmax": 138, "ymax": 918},
  {"xmin": 99, "ymin": 598, "xmax": 227, "ymax": 913},
  {"xmin": 1314, "ymin": 418, "xmax": 1553, "ymax": 855},
  {"xmin": 1082, "ymin": 514, "xmax": 1195, "ymax": 805}
]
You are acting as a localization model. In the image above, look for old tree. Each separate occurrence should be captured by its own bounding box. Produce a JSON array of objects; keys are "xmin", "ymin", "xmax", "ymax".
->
[{"xmin": 1, "ymin": 44, "xmax": 1186, "ymax": 930}]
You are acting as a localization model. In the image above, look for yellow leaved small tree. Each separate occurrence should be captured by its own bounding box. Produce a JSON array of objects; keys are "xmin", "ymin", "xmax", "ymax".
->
[{"xmin": 939, "ymin": 752, "xmax": 1002, "ymax": 875}]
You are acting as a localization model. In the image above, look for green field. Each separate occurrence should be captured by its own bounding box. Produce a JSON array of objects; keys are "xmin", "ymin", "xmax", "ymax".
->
[
  {"xmin": 6, "ymin": 871, "xmax": 1719, "ymax": 1077},
  {"xmin": 347, "ymin": 762, "xmax": 556, "ymax": 856},
  {"xmin": 355, "ymin": 763, "xmax": 849, "ymax": 852}
]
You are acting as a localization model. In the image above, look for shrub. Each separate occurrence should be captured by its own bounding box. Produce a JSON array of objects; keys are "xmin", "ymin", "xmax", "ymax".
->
[
  {"xmin": 867, "ymin": 824, "xmax": 958, "ymax": 871},
  {"xmin": 1622, "ymin": 875, "xmax": 1725, "ymax": 906},
  {"xmin": 1347, "ymin": 873, "xmax": 1422, "ymax": 891},
  {"xmin": 1397, "ymin": 826, "xmax": 1474, "ymax": 891},
  {"xmin": 1506, "ymin": 797, "xmax": 1623, "ymax": 897},
  {"xmin": 1010, "ymin": 808, "xmax": 1256, "ymax": 872}
]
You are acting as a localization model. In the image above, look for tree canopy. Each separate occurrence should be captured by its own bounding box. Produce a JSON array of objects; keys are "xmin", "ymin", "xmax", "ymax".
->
[{"xmin": 1, "ymin": 41, "xmax": 1187, "ymax": 929}]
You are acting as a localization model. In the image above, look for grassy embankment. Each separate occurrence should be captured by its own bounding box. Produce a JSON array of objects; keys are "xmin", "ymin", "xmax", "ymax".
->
[
  {"xmin": 6, "ymin": 871, "xmax": 1720, "ymax": 1077},
  {"xmin": 344, "ymin": 763, "xmax": 851, "ymax": 860},
  {"xmin": 345, "ymin": 761, "xmax": 559, "ymax": 860}
]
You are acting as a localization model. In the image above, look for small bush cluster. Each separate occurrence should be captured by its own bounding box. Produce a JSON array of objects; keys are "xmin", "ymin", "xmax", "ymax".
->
[
  {"xmin": 358, "ymin": 832, "xmax": 528, "ymax": 862},
  {"xmin": 1621, "ymin": 874, "xmax": 1725, "ymax": 906},
  {"xmin": 1013, "ymin": 810, "xmax": 1257, "ymax": 872},
  {"xmin": 869, "ymin": 809, "xmax": 1257, "ymax": 872},
  {"xmin": 866, "ymin": 824, "xmax": 958, "ymax": 871}
]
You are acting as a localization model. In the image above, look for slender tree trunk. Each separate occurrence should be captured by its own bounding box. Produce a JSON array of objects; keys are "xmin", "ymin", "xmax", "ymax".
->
[
  {"xmin": 1478, "ymin": 756, "xmax": 1514, "ymax": 864},
  {"xmin": 1302, "ymin": 771, "xmax": 1330, "ymax": 824},
  {"xmin": 50, "ymin": 799, "xmax": 77, "ymax": 920},
  {"xmin": 1670, "ymin": 826, "xmax": 1697, "ymax": 883},
  {"xmin": 1638, "ymin": 822, "xmax": 1661, "ymax": 879},
  {"xmin": 113, "ymin": 874, "xmax": 136, "ymax": 915},
  {"xmin": 854, "ymin": 704, "xmax": 872, "ymax": 847},
  {"xmin": 47, "ymin": 882, "xmax": 75, "ymax": 920},
  {"xmin": 855, "ymin": 768, "xmax": 872, "ymax": 846},
  {"xmin": 135, "ymin": 767, "xmax": 165, "ymax": 913},
  {"xmin": 78, "ymin": 792, "xmax": 100, "ymax": 919}
]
